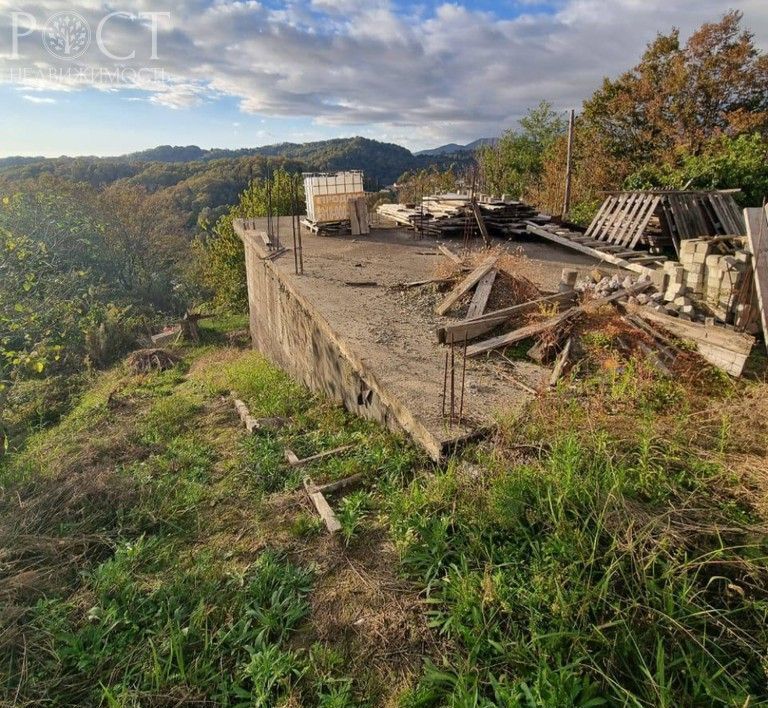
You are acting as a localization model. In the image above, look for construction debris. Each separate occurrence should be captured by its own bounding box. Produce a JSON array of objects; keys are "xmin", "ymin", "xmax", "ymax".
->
[
  {"xmin": 526, "ymin": 221, "xmax": 667, "ymax": 274},
  {"xmin": 232, "ymin": 394, "xmax": 288, "ymax": 433},
  {"xmin": 284, "ymin": 444, "xmax": 354, "ymax": 468},
  {"xmin": 466, "ymin": 281, "xmax": 653, "ymax": 358},
  {"xmin": 435, "ymin": 256, "xmax": 498, "ymax": 316},
  {"xmin": 303, "ymin": 472, "xmax": 365, "ymax": 534},
  {"xmin": 631, "ymin": 306, "xmax": 755, "ymax": 377},
  {"xmin": 303, "ymin": 478, "xmax": 342, "ymax": 534},
  {"xmin": 587, "ymin": 190, "xmax": 745, "ymax": 254}
]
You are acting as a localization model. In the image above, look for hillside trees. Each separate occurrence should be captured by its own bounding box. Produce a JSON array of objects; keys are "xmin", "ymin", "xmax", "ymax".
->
[{"xmin": 0, "ymin": 176, "xmax": 190, "ymax": 387}]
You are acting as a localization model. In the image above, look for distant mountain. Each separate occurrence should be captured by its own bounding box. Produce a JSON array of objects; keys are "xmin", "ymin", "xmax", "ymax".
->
[
  {"xmin": 0, "ymin": 137, "xmax": 473, "ymax": 190},
  {"xmin": 0, "ymin": 137, "xmax": 476, "ymax": 228},
  {"xmin": 415, "ymin": 137, "xmax": 498, "ymax": 156}
]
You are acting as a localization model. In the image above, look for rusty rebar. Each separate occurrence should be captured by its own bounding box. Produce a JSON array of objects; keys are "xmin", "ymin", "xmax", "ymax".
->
[{"xmin": 458, "ymin": 333, "xmax": 468, "ymax": 425}]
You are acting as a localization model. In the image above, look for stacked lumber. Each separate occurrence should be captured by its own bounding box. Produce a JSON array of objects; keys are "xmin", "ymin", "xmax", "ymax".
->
[
  {"xmin": 301, "ymin": 218, "xmax": 349, "ymax": 236},
  {"xmin": 377, "ymin": 194, "xmax": 544, "ymax": 239}
]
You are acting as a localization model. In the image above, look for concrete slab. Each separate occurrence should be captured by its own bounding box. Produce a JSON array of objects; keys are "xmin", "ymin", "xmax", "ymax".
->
[{"xmin": 235, "ymin": 218, "xmax": 599, "ymax": 460}]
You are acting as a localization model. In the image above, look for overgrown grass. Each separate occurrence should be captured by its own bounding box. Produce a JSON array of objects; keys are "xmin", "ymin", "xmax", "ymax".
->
[
  {"xmin": 1, "ymin": 323, "xmax": 426, "ymax": 706},
  {"xmin": 3, "ymin": 318, "xmax": 767, "ymax": 706},
  {"xmin": 390, "ymin": 356, "xmax": 768, "ymax": 706}
]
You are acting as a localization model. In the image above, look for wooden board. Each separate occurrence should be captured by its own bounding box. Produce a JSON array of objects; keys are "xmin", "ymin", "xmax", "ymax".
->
[
  {"xmin": 435, "ymin": 256, "xmax": 498, "ymax": 316},
  {"xmin": 303, "ymin": 479, "xmax": 342, "ymax": 533},
  {"xmin": 438, "ymin": 244, "xmax": 463, "ymax": 265},
  {"xmin": 633, "ymin": 306, "xmax": 754, "ymax": 377},
  {"xmin": 467, "ymin": 283, "xmax": 652, "ymax": 358},
  {"xmin": 526, "ymin": 223, "xmax": 663, "ymax": 275},
  {"xmin": 437, "ymin": 291, "xmax": 577, "ymax": 343},
  {"xmin": 465, "ymin": 270, "xmax": 497, "ymax": 320},
  {"xmin": 744, "ymin": 207, "xmax": 768, "ymax": 352},
  {"xmin": 466, "ymin": 307, "xmax": 577, "ymax": 357}
]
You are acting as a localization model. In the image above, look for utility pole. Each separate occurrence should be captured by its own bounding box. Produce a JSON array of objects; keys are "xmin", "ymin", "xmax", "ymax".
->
[{"xmin": 562, "ymin": 109, "xmax": 575, "ymax": 221}]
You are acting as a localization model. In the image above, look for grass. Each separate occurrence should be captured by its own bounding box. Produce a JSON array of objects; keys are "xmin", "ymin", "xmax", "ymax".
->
[
  {"xmin": 2, "ymin": 315, "xmax": 768, "ymax": 706},
  {"xmin": 0, "ymin": 319, "xmax": 427, "ymax": 706}
]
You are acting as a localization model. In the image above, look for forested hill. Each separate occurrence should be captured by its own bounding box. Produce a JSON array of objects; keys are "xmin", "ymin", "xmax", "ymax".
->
[{"xmin": 0, "ymin": 136, "xmax": 469, "ymax": 192}]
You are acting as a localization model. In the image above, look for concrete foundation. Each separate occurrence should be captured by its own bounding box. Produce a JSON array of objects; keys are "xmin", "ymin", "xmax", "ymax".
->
[{"xmin": 235, "ymin": 218, "xmax": 596, "ymax": 460}]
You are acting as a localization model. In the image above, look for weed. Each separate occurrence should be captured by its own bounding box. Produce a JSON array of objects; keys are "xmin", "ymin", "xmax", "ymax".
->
[
  {"xmin": 337, "ymin": 490, "xmax": 372, "ymax": 546},
  {"xmin": 291, "ymin": 511, "xmax": 325, "ymax": 538}
]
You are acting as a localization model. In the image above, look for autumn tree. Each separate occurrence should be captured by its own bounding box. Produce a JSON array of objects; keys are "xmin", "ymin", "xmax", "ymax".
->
[{"xmin": 583, "ymin": 11, "xmax": 768, "ymax": 164}]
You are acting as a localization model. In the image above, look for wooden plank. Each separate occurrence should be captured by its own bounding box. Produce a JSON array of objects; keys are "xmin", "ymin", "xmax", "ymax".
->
[
  {"xmin": 437, "ymin": 291, "xmax": 575, "ymax": 343},
  {"xmin": 616, "ymin": 193, "xmax": 649, "ymax": 247},
  {"xmin": 470, "ymin": 201, "xmax": 492, "ymax": 246},
  {"xmin": 303, "ymin": 479, "xmax": 342, "ymax": 534},
  {"xmin": 467, "ymin": 308, "xmax": 578, "ymax": 357},
  {"xmin": 356, "ymin": 197, "xmax": 370, "ymax": 235},
  {"xmin": 585, "ymin": 196, "xmax": 615, "ymax": 238},
  {"xmin": 525, "ymin": 223, "xmax": 656, "ymax": 276},
  {"xmin": 607, "ymin": 193, "xmax": 639, "ymax": 244},
  {"xmin": 549, "ymin": 337, "xmax": 573, "ymax": 386},
  {"xmin": 314, "ymin": 472, "xmax": 365, "ymax": 495},
  {"xmin": 435, "ymin": 256, "xmax": 498, "ymax": 316},
  {"xmin": 745, "ymin": 207, "xmax": 768, "ymax": 352},
  {"xmin": 628, "ymin": 196, "xmax": 661, "ymax": 249},
  {"xmin": 468, "ymin": 283, "xmax": 651, "ymax": 358},
  {"xmin": 287, "ymin": 444, "xmax": 354, "ymax": 468},
  {"xmin": 438, "ymin": 244, "xmax": 463, "ymax": 265},
  {"xmin": 466, "ymin": 270, "xmax": 497, "ymax": 319},
  {"xmin": 632, "ymin": 306, "xmax": 754, "ymax": 376},
  {"xmin": 596, "ymin": 193, "xmax": 629, "ymax": 242},
  {"xmin": 348, "ymin": 198, "xmax": 361, "ymax": 236}
]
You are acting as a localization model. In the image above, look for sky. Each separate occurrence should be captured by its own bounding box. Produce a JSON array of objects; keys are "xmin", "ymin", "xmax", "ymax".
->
[{"xmin": 1, "ymin": 0, "xmax": 767, "ymax": 157}]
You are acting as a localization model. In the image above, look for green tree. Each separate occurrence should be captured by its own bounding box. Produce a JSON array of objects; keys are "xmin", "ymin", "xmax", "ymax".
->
[
  {"xmin": 193, "ymin": 169, "xmax": 304, "ymax": 310},
  {"xmin": 478, "ymin": 101, "xmax": 566, "ymax": 199}
]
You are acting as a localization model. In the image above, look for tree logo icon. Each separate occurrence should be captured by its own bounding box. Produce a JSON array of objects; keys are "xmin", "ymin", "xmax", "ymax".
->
[{"xmin": 43, "ymin": 12, "xmax": 91, "ymax": 60}]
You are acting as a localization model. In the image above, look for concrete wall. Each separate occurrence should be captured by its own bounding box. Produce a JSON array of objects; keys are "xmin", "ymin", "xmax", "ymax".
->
[{"xmin": 240, "ymin": 234, "xmax": 452, "ymax": 460}]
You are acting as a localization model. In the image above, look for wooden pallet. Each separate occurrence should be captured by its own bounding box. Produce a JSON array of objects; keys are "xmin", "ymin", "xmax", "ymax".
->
[
  {"xmin": 526, "ymin": 222, "xmax": 666, "ymax": 275},
  {"xmin": 586, "ymin": 191, "xmax": 746, "ymax": 255}
]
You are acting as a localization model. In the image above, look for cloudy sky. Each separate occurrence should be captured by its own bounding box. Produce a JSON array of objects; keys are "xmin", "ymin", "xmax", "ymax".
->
[{"xmin": 1, "ymin": 0, "xmax": 767, "ymax": 157}]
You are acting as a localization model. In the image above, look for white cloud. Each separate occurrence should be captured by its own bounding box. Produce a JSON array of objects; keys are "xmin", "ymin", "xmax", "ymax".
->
[
  {"xmin": 0, "ymin": 0, "xmax": 766, "ymax": 148},
  {"xmin": 21, "ymin": 94, "xmax": 56, "ymax": 103}
]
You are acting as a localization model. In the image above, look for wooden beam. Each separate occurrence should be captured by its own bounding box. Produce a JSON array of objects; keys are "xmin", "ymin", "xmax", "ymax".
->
[
  {"xmin": 435, "ymin": 256, "xmax": 498, "ymax": 316},
  {"xmin": 286, "ymin": 444, "xmax": 354, "ymax": 468},
  {"xmin": 526, "ymin": 222, "xmax": 661, "ymax": 275},
  {"xmin": 436, "ymin": 291, "xmax": 575, "ymax": 343},
  {"xmin": 467, "ymin": 307, "xmax": 577, "ymax": 357},
  {"xmin": 303, "ymin": 478, "xmax": 342, "ymax": 534},
  {"xmin": 466, "ymin": 269, "xmax": 497, "ymax": 319},
  {"xmin": 745, "ymin": 207, "xmax": 768, "ymax": 353},
  {"xmin": 631, "ymin": 306, "xmax": 754, "ymax": 377},
  {"xmin": 467, "ymin": 283, "xmax": 651, "ymax": 358},
  {"xmin": 549, "ymin": 337, "xmax": 573, "ymax": 386},
  {"xmin": 470, "ymin": 200, "xmax": 492, "ymax": 247},
  {"xmin": 438, "ymin": 244, "xmax": 463, "ymax": 265},
  {"xmin": 314, "ymin": 472, "xmax": 364, "ymax": 495}
]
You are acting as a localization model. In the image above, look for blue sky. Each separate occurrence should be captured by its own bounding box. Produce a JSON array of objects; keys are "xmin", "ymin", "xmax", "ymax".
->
[{"xmin": 1, "ymin": 1, "xmax": 766, "ymax": 157}]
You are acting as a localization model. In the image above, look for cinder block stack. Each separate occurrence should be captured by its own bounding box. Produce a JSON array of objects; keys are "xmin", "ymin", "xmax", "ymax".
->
[{"xmin": 660, "ymin": 237, "xmax": 751, "ymax": 322}]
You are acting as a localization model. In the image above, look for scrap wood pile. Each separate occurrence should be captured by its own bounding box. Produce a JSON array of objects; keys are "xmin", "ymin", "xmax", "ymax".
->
[
  {"xmin": 377, "ymin": 193, "xmax": 548, "ymax": 239},
  {"xmin": 430, "ymin": 246, "xmax": 759, "ymax": 382}
]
